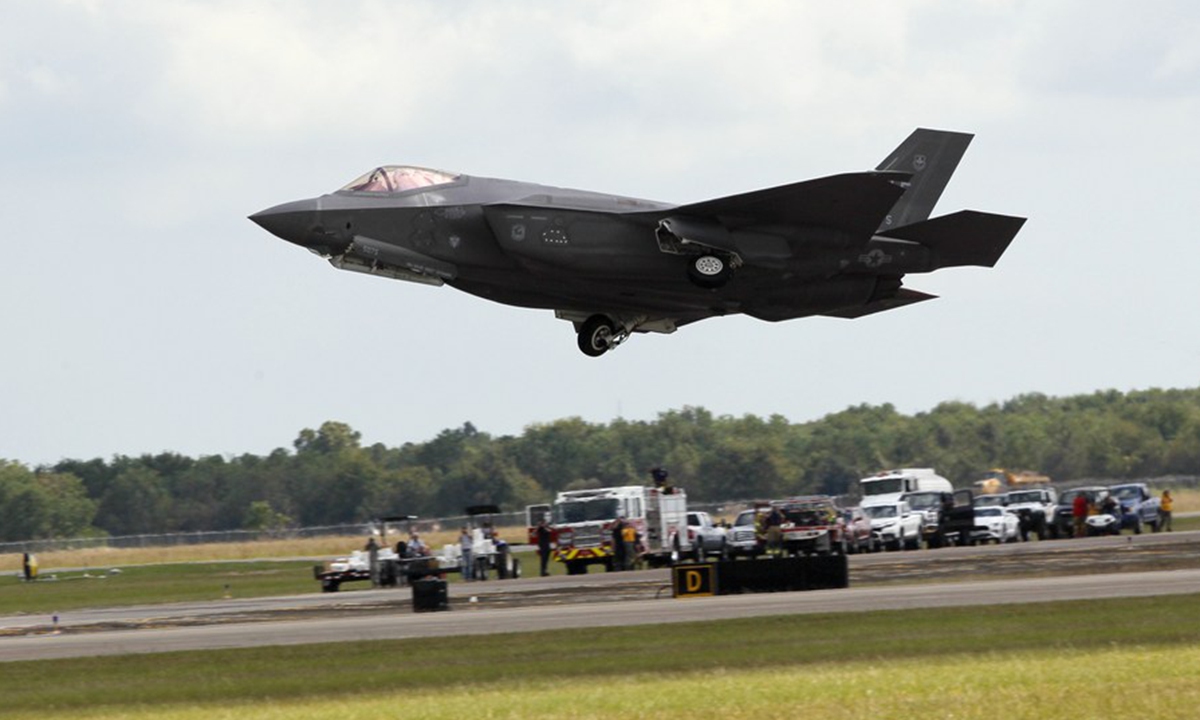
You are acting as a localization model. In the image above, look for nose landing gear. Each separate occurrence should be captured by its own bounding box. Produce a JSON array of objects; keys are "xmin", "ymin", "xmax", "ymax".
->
[{"xmin": 577, "ymin": 314, "xmax": 629, "ymax": 357}]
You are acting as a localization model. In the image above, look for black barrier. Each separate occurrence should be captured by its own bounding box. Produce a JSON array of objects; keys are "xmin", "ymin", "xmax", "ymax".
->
[
  {"xmin": 673, "ymin": 555, "xmax": 848, "ymax": 597},
  {"xmin": 412, "ymin": 578, "xmax": 449, "ymax": 612}
]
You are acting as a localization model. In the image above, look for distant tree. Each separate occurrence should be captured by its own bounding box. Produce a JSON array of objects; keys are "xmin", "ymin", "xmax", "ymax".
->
[
  {"xmin": 294, "ymin": 421, "xmax": 362, "ymax": 455},
  {"xmin": 0, "ymin": 461, "xmax": 97, "ymax": 541},
  {"xmin": 243, "ymin": 500, "xmax": 292, "ymax": 531},
  {"xmin": 17, "ymin": 387, "xmax": 1200, "ymax": 540},
  {"xmin": 95, "ymin": 465, "xmax": 170, "ymax": 535}
]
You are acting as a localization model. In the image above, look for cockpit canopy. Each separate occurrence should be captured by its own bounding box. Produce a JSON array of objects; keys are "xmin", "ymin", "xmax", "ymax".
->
[{"xmin": 340, "ymin": 166, "xmax": 460, "ymax": 194}]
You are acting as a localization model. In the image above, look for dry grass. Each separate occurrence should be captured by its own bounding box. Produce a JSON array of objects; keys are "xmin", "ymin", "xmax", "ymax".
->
[
  {"xmin": 1161, "ymin": 485, "xmax": 1200, "ymax": 511},
  {"xmin": 0, "ymin": 529, "xmax": 467, "ymax": 573}
]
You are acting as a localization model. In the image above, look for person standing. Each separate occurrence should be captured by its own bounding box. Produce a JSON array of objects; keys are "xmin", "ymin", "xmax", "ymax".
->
[
  {"xmin": 621, "ymin": 520, "xmax": 638, "ymax": 570},
  {"xmin": 650, "ymin": 466, "xmax": 674, "ymax": 494},
  {"xmin": 364, "ymin": 535, "xmax": 381, "ymax": 587},
  {"xmin": 611, "ymin": 517, "xmax": 628, "ymax": 571},
  {"xmin": 536, "ymin": 518, "xmax": 553, "ymax": 576},
  {"xmin": 1160, "ymin": 490, "xmax": 1174, "ymax": 532},
  {"xmin": 459, "ymin": 526, "xmax": 474, "ymax": 581},
  {"xmin": 765, "ymin": 506, "xmax": 784, "ymax": 557},
  {"xmin": 1072, "ymin": 492, "xmax": 1090, "ymax": 538}
]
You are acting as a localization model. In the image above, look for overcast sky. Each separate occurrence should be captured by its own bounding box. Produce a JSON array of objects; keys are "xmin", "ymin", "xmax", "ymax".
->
[{"xmin": 2, "ymin": 1, "xmax": 1198, "ymax": 466}]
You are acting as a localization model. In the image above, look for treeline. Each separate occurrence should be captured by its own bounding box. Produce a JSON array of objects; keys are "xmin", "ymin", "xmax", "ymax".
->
[{"xmin": 3, "ymin": 387, "xmax": 1200, "ymax": 542}]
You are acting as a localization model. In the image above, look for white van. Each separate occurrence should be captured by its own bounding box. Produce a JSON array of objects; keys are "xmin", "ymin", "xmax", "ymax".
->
[{"xmin": 859, "ymin": 468, "xmax": 952, "ymax": 507}]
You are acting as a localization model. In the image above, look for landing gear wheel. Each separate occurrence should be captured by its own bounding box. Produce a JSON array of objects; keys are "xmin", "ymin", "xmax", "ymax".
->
[
  {"xmin": 687, "ymin": 254, "xmax": 731, "ymax": 288},
  {"xmin": 577, "ymin": 315, "xmax": 616, "ymax": 357}
]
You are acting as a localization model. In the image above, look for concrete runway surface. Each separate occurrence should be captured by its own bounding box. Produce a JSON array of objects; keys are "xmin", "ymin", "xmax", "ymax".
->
[{"xmin": 4, "ymin": 533, "xmax": 1200, "ymax": 662}]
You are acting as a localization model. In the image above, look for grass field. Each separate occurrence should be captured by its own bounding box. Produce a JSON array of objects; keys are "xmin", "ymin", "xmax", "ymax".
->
[
  {"xmin": 0, "ymin": 560, "xmax": 317, "ymax": 615},
  {"xmin": 4, "ymin": 500, "xmax": 1200, "ymax": 718},
  {"xmin": 0, "ymin": 548, "xmax": 568, "ymax": 615},
  {"xmin": 4, "ymin": 594, "xmax": 1200, "ymax": 719}
]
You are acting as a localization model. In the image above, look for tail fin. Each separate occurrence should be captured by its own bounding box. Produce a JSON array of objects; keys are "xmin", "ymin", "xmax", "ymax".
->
[{"xmin": 875, "ymin": 129, "xmax": 973, "ymax": 231}]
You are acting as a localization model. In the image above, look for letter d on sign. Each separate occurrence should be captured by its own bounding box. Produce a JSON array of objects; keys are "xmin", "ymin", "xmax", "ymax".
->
[{"xmin": 671, "ymin": 563, "xmax": 715, "ymax": 598}]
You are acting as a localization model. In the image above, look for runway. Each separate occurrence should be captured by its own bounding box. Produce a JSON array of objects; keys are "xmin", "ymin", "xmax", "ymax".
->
[{"xmin": 5, "ymin": 552, "xmax": 1200, "ymax": 662}]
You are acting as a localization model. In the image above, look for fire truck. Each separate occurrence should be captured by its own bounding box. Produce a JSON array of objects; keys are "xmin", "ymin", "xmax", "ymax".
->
[
  {"xmin": 546, "ymin": 485, "xmax": 692, "ymax": 574},
  {"xmin": 772, "ymin": 496, "xmax": 849, "ymax": 555}
]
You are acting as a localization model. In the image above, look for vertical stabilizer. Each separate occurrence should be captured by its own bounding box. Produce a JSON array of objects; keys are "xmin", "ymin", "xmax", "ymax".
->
[{"xmin": 875, "ymin": 128, "xmax": 972, "ymax": 231}]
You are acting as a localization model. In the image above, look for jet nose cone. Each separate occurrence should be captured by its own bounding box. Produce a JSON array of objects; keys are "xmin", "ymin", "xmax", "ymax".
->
[{"xmin": 248, "ymin": 199, "xmax": 323, "ymax": 247}]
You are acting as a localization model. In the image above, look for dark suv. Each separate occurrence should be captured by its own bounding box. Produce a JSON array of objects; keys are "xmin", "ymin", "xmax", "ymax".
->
[{"xmin": 1050, "ymin": 486, "xmax": 1109, "ymax": 538}]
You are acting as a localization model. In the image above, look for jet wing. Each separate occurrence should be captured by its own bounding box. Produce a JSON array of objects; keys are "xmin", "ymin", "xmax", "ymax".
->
[
  {"xmin": 821, "ymin": 289, "xmax": 938, "ymax": 319},
  {"xmin": 668, "ymin": 171, "xmax": 911, "ymax": 236}
]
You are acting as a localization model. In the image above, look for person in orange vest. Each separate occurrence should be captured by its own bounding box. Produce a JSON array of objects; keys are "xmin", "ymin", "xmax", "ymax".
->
[
  {"xmin": 1160, "ymin": 490, "xmax": 1174, "ymax": 532},
  {"xmin": 621, "ymin": 521, "xmax": 638, "ymax": 570},
  {"xmin": 611, "ymin": 517, "xmax": 628, "ymax": 571}
]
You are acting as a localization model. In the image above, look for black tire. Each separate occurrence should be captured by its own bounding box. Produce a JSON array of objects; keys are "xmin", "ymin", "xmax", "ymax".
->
[
  {"xmin": 578, "ymin": 315, "xmax": 615, "ymax": 357},
  {"xmin": 687, "ymin": 254, "xmax": 731, "ymax": 288}
]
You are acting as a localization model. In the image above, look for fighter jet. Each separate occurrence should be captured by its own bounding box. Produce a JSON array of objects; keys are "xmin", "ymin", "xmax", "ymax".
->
[{"xmin": 250, "ymin": 128, "xmax": 1024, "ymax": 356}]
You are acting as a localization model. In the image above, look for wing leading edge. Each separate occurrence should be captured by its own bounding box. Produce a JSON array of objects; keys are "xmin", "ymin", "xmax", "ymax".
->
[{"xmin": 667, "ymin": 171, "xmax": 911, "ymax": 237}]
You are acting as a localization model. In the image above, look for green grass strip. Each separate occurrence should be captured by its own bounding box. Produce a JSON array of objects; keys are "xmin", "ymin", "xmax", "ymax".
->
[
  {"xmin": 5, "ymin": 593, "xmax": 1200, "ymax": 717},
  {"xmin": 0, "ymin": 561, "xmax": 317, "ymax": 614}
]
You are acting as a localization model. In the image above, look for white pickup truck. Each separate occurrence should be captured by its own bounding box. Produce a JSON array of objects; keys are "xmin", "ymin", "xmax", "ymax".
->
[
  {"xmin": 686, "ymin": 511, "xmax": 729, "ymax": 559},
  {"xmin": 1004, "ymin": 487, "xmax": 1058, "ymax": 539}
]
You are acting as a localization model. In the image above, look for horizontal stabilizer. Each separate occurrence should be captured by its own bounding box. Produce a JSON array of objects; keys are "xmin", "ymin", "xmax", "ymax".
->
[
  {"xmin": 878, "ymin": 210, "xmax": 1026, "ymax": 268},
  {"xmin": 671, "ymin": 171, "xmax": 910, "ymax": 236},
  {"xmin": 822, "ymin": 288, "xmax": 938, "ymax": 319}
]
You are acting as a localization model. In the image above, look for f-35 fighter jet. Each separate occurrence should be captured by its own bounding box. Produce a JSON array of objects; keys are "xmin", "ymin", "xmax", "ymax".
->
[{"xmin": 250, "ymin": 129, "xmax": 1024, "ymax": 356}]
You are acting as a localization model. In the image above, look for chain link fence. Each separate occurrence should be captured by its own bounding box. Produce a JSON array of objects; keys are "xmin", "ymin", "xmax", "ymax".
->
[
  {"xmin": 0, "ymin": 501, "xmax": 743, "ymax": 556},
  {"xmin": 33, "ymin": 481, "xmax": 1196, "ymax": 555}
]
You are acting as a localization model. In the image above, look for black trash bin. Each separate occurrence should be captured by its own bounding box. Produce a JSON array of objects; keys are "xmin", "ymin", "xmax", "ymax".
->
[{"xmin": 411, "ymin": 578, "xmax": 449, "ymax": 612}]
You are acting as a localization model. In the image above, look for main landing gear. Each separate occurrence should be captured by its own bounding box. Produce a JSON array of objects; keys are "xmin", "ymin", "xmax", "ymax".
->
[{"xmin": 687, "ymin": 253, "xmax": 732, "ymax": 288}]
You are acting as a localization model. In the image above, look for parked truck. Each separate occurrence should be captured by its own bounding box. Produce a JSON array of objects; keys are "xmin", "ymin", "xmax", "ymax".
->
[
  {"xmin": 549, "ymin": 485, "xmax": 692, "ymax": 574},
  {"xmin": 860, "ymin": 468, "xmax": 952, "ymax": 506},
  {"xmin": 1004, "ymin": 486, "xmax": 1058, "ymax": 539},
  {"xmin": 771, "ymin": 495, "xmax": 851, "ymax": 555},
  {"xmin": 686, "ymin": 511, "xmax": 729, "ymax": 558},
  {"xmin": 1049, "ymin": 486, "xmax": 1109, "ymax": 538},
  {"xmin": 1107, "ymin": 483, "xmax": 1162, "ymax": 534}
]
